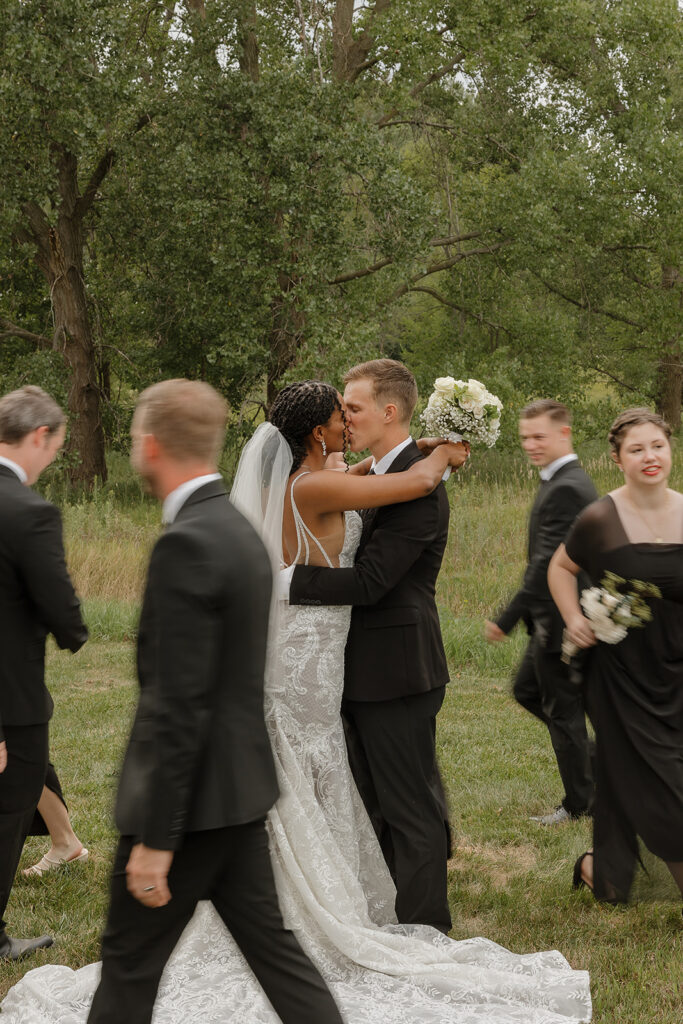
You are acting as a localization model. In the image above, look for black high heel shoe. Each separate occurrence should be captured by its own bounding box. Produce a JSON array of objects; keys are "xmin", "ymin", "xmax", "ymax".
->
[{"xmin": 572, "ymin": 851, "xmax": 594, "ymax": 892}]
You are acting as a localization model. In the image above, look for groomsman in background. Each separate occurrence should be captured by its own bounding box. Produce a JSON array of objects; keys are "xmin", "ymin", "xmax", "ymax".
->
[
  {"xmin": 0, "ymin": 386, "xmax": 88, "ymax": 958},
  {"xmin": 485, "ymin": 400, "xmax": 597, "ymax": 824}
]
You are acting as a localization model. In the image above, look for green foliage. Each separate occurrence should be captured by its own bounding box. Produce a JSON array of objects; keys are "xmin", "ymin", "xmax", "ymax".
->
[{"xmin": 1, "ymin": 0, "xmax": 681, "ymax": 459}]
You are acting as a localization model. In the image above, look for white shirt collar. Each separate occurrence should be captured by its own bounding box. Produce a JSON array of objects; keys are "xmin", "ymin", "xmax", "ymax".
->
[
  {"xmin": 540, "ymin": 453, "xmax": 578, "ymax": 482},
  {"xmin": 0, "ymin": 455, "xmax": 27, "ymax": 484},
  {"xmin": 162, "ymin": 473, "xmax": 222, "ymax": 525},
  {"xmin": 370, "ymin": 437, "xmax": 413, "ymax": 476}
]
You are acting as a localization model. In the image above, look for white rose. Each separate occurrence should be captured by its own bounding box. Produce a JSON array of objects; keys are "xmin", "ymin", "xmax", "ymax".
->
[
  {"xmin": 491, "ymin": 418, "xmax": 501, "ymax": 432},
  {"xmin": 434, "ymin": 376, "xmax": 456, "ymax": 397},
  {"xmin": 472, "ymin": 403, "xmax": 485, "ymax": 419},
  {"xmin": 467, "ymin": 379, "xmax": 486, "ymax": 402},
  {"xmin": 459, "ymin": 397, "xmax": 476, "ymax": 411},
  {"xmin": 427, "ymin": 392, "xmax": 446, "ymax": 409}
]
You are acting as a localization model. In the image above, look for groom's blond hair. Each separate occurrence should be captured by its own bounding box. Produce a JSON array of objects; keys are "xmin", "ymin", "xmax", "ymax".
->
[
  {"xmin": 344, "ymin": 359, "xmax": 418, "ymax": 425},
  {"xmin": 135, "ymin": 379, "xmax": 227, "ymax": 463}
]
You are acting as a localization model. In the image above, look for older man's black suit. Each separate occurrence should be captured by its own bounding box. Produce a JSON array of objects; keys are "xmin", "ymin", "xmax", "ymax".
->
[
  {"xmin": 289, "ymin": 441, "xmax": 452, "ymax": 933},
  {"xmin": 0, "ymin": 464, "xmax": 87, "ymax": 935},
  {"xmin": 496, "ymin": 459, "xmax": 598, "ymax": 817},
  {"xmin": 88, "ymin": 480, "xmax": 341, "ymax": 1024}
]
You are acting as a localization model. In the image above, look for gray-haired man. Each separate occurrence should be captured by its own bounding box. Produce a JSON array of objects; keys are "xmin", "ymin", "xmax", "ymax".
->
[{"xmin": 0, "ymin": 386, "xmax": 88, "ymax": 959}]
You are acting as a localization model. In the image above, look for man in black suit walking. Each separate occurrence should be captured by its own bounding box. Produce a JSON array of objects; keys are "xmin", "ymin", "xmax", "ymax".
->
[
  {"xmin": 485, "ymin": 399, "xmax": 597, "ymax": 824},
  {"xmin": 286, "ymin": 359, "xmax": 456, "ymax": 935},
  {"xmin": 88, "ymin": 380, "xmax": 342, "ymax": 1024},
  {"xmin": 0, "ymin": 386, "xmax": 88, "ymax": 959}
]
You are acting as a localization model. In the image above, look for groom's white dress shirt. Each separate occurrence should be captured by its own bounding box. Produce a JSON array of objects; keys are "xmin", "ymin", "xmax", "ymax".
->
[
  {"xmin": 279, "ymin": 437, "xmax": 414, "ymax": 599},
  {"xmin": 162, "ymin": 473, "xmax": 222, "ymax": 525},
  {"xmin": 0, "ymin": 455, "xmax": 27, "ymax": 484},
  {"xmin": 369, "ymin": 436, "xmax": 413, "ymax": 475},
  {"xmin": 539, "ymin": 453, "xmax": 578, "ymax": 482}
]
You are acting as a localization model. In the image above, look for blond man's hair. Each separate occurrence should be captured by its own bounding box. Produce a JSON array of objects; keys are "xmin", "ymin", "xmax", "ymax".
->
[
  {"xmin": 343, "ymin": 358, "xmax": 418, "ymax": 424},
  {"xmin": 136, "ymin": 379, "xmax": 228, "ymax": 463}
]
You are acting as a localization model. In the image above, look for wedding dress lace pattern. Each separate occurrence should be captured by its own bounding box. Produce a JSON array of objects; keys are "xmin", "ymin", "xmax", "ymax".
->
[{"xmin": 1, "ymin": 496, "xmax": 591, "ymax": 1023}]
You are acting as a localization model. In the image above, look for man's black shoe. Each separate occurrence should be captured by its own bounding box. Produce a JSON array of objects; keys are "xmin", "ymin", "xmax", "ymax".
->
[{"xmin": 0, "ymin": 931, "xmax": 53, "ymax": 960}]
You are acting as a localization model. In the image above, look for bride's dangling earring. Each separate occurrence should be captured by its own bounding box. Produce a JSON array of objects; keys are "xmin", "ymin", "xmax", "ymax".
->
[{"xmin": 321, "ymin": 438, "xmax": 327, "ymax": 458}]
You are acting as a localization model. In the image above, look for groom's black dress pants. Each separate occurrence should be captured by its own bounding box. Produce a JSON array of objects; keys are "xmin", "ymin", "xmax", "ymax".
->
[
  {"xmin": 513, "ymin": 636, "xmax": 594, "ymax": 817},
  {"xmin": 343, "ymin": 686, "xmax": 452, "ymax": 935},
  {"xmin": 87, "ymin": 819, "xmax": 343, "ymax": 1024}
]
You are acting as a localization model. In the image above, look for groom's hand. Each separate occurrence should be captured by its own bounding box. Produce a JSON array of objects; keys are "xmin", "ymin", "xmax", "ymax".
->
[
  {"xmin": 126, "ymin": 843, "xmax": 174, "ymax": 908},
  {"xmin": 0, "ymin": 741, "xmax": 6, "ymax": 773}
]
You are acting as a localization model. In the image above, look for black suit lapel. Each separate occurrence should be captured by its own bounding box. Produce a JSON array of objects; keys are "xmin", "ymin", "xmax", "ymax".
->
[
  {"xmin": 358, "ymin": 441, "xmax": 422, "ymax": 547},
  {"xmin": 385, "ymin": 440, "xmax": 422, "ymax": 475}
]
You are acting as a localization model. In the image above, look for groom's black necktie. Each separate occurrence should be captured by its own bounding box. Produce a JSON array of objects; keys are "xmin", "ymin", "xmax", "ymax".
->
[{"xmin": 361, "ymin": 467, "xmax": 375, "ymax": 523}]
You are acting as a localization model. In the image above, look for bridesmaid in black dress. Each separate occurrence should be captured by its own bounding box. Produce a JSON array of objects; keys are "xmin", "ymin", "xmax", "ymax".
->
[{"xmin": 548, "ymin": 409, "xmax": 683, "ymax": 904}]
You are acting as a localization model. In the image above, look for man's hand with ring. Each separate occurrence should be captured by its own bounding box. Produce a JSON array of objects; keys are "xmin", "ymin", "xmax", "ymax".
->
[{"xmin": 126, "ymin": 843, "xmax": 173, "ymax": 907}]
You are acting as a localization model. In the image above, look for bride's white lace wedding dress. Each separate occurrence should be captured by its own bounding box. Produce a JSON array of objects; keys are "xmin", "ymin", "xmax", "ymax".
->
[{"xmin": 1, "ymin": 486, "xmax": 591, "ymax": 1023}]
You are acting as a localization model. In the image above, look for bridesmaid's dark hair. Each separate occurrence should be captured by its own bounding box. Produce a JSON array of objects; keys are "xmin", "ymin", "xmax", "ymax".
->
[
  {"xmin": 608, "ymin": 408, "xmax": 672, "ymax": 455},
  {"xmin": 269, "ymin": 381, "xmax": 342, "ymax": 472}
]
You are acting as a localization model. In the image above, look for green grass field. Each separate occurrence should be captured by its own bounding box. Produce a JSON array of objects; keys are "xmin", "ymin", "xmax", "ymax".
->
[{"xmin": 1, "ymin": 444, "xmax": 681, "ymax": 1018}]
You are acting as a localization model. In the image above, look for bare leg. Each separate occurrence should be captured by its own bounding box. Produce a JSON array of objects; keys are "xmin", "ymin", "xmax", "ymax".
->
[
  {"xmin": 22, "ymin": 787, "xmax": 86, "ymax": 876},
  {"xmin": 580, "ymin": 850, "xmax": 594, "ymax": 889}
]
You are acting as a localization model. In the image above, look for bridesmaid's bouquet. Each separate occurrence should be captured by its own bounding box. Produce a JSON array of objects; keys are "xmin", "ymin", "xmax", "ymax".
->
[
  {"xmin": 420, "ymin": 377, "xmax": 502, "ymax": 448},
  {"xmin": 561, "ymin": 571, "xmax": 662, "ymax": 663}
]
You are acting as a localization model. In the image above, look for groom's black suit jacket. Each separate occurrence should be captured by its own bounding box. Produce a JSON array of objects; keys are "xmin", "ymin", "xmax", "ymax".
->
[
  {"xmin": 496, "ymin": 459, "xmax": 597, "ymax": 652},
  {"xmin": 289, "ymin": 441, "xmax": 450, "ymax": 701},
  {"xmin": 0, "ymin": 464, "xmax": 87, "ymax": 739},
  {"xmin": 115, "ymin": 480, "xmax": 279, "ymax": 850}
]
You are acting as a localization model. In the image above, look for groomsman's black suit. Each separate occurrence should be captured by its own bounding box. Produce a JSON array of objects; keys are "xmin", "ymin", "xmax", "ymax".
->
[
  {"xmin": 496, "ymin": 458, "xmax": 598, "ymax": 817},
  {"xmin": 0, "ymin": 463, "xmax": 87, "ymax": 934},
  {"xmin": 289, "ymin": 440, "xmax": 452, "ymax": 934},
  {"xmin": 88, "ymin": 479, "xmax": 342, "ymax": 1024}
]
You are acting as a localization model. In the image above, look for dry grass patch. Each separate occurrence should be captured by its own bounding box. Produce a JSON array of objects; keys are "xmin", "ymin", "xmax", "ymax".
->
[{"xmin": 450, "ymin": 840, "xmax": 538, "ymax": 889}]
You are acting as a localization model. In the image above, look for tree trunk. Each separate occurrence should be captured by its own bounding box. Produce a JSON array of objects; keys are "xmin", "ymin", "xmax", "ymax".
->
[
  {"xmin": 655, "ymin": 264, "xmax": 682, "ymax": 430},
  {"xmin": 22, "ymin": 149, "xmax": 107, "ymax": 486},
  {"xmin": 266, "ymin": 270, "xmax": 305, "ymax": 409}
]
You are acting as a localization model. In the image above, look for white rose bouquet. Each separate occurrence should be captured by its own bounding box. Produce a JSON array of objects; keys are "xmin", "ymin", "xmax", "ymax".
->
[
  {"xmin": 561, "ymin": 571, "xmax": 661, "ymax": 663},
  {"xmin": 420, "ymin": 376, "xmax": 503, "ymax": 448}
]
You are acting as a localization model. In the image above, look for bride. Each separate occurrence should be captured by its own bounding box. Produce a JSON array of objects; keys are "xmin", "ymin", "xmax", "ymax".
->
[{"xmin": 1, "ymin": 381, "xmax": 591, "ymax": 1024}]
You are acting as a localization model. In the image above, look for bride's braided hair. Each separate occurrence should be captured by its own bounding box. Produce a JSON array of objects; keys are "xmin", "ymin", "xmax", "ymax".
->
[{"xmin": 269, "ymin": 381, "xmax": 341, "ymax": 472}]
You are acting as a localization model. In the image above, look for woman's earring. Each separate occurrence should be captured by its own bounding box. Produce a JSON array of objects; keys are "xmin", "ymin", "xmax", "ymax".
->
[{"xmin": 321, "ymin": 438, "xmax": 327, "ymax": 458}]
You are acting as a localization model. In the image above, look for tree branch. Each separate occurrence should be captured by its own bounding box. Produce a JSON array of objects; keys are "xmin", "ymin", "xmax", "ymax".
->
[
  {"xmin": 408, "ymin": 286, "xmax": 511, "ymax": 334},
  {"xmin": 0, "ymin": 318, "xmax": 52, "ymax": 349},
  {"xmin": 328, "ymin": 232, "xmax": 491, "ymax": 284},
  {"xmin": 532, "ymin": 271, "xmax": 645, "ymax": 329},
  {"xmin": 430, "ymin": 231, "xmax": 487, "ymax": 247},
  {"xmin": 329, "ymin": 256, "xmax": 394, "ymax": 285},
  {"xmin": 389, "ymin": 242, "xmax": 509, "ymax": 303},
  {"xmin": 589, "ymin": 364, "xmax": 640, "ymax": 393},
  {"xmin": 376, "ymin": 55, "xmax": 466, "ymax": 127},
  {"xmin": 76, "ymin": 149, "xmax": 116, "ymax": 219},
  {"xmin": 333, "ymin": 0, "xmax": 392, "ymax": 83}
]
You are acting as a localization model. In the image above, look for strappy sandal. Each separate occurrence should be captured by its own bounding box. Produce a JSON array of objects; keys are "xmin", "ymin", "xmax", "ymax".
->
[
  {"xmin": 22, "ymin": 847, "xmax": 89, "ymax": 878},
  {"xmin": 572, "ymin": 851, "xmax": 594, "ymax": 892}
]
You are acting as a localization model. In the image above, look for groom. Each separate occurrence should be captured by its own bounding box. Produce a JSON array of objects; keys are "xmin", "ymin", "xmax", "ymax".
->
[
  {"xmin": 287, "ymin": 358, "xmax": 455, "ymax": 934},
  {"xmin": 88, "ymin": 380, "xmax": 342, "ymax": 1024}
]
